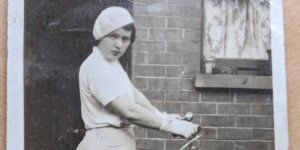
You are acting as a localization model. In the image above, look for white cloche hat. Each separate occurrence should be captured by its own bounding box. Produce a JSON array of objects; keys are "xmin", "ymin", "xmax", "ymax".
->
[{"xmin": 93, "ymin": 7, "xmax": 134, "ymax": 40}]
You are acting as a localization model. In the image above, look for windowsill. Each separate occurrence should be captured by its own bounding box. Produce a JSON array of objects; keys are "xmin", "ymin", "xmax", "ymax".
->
[{"xmin": 194, "ymin": 74, "xmax": 272, "ymax": 90}]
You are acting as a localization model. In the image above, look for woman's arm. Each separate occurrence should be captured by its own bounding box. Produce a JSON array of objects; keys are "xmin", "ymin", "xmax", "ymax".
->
[
  {"xmin": 106, "ymin": 93, "xmax": 162, "ymax": 129},
  {"xmin": 106, "ymin": 92, "xmax": 199, "ymax": 138},
  {"xmin": 130, "ymin": 83, "xmax": 157, "ymax": 113}
]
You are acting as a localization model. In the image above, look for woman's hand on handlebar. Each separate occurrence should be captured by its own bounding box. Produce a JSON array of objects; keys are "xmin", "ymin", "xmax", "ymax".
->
[
  {"xmin": 170, "ymin": 119, "xmax": 199, "ymax": 139},
  {"xmin": 169, "ymin": 114, "xmax": 181, "ymax": 120},
  {"xmin": 158, "ymin": 111, "xmax": 200, "ymax": 139}
]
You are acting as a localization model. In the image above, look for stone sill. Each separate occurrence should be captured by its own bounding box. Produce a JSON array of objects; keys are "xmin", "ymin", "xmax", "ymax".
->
[{"xmin": 194, "ymin": 74, "xmax": 273, "ymax": 90}]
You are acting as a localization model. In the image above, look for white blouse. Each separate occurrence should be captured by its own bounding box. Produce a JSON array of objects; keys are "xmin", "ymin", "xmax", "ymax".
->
[{"xmin": 79, "ymin": 47, "xmax": 135, "ymax": 129}]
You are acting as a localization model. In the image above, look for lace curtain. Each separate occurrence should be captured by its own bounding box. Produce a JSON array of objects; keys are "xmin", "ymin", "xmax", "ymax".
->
[{"xmin": 203, "ymin": 0, "xmax": 271, "ymax": 59}]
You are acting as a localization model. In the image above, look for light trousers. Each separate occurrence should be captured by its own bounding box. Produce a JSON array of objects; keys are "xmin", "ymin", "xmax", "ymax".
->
[{"xmin": 76, "ymin": 127, "xmax": 136, "ymax": 150}]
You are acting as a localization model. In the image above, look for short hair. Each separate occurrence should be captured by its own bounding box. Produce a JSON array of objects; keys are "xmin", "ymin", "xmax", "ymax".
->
[{"xmin": 122, "ymin": 23, "xmax": 136, "ymax": 44}]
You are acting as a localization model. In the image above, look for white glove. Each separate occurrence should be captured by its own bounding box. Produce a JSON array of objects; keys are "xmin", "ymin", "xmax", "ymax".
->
[
  {"xmin": 155, "ymin": 109, "xmax": 180, "ymax": 120},
  {"xmin": 156, "ymin": 110, "xmax": 198, "ymax": 139},
  {"xmin": 168, "ymin": 119, "xmax": 198, "ymax": 138}
]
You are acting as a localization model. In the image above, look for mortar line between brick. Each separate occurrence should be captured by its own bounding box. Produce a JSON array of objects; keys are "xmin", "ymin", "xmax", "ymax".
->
[
  {"xmin": 214, "ymin": 103, "xmax": 255, "ymax": 105},
  {"xmin": 199, "ymin": 115, "xmax": 202, "ymax": 125},
  {"xmin": 150, "ymin": 101, "xmax": 274, "ymax": 106},
  {"xmin": 234, "ymin": 116, "xmax": 237, "ymax": 127},
  {"xmin": 135, "ymin": 27, "xmax": 202, "ymax": 32},
  {"xmin": 135, "ymin": 52, "xmax": 201, "ymax": 55},
  {"xmin": 194, "ymin": 127, "xmax": 274, "ymax": 130},
  {"xmin": 146, "ymin": 28, "xmax": 193, "ymax": 32},
  {"xmin": 135, "ymin": 27, "xmax": 199, "ymax": 30},
  {"xmin": 181, "ymin": 53, "xmax": 183, "ymax": 65},
  {"xmin": 137, "ymin": 138, "xmax": 167, "ymax": 141},
  {"xmin": 234, "ymin": 93, "xmax": 237, "ymax": 103},
  {"xmin": 164, "ymin": 90, "xmax": 166, "ymax": 101},
  {"xmin": 130, "ymin": 64, "xmax": 199, "ymax": 66},
  {"xmin": 135, "ymin": 39, "xmax": 201, "ymax": 42},
  {"xmin": 230, "ymin": 102, "xmax": 275, "ymax": 105},
  {"xmin": 216, "ymin": 128, "xmax": 218, "ymax": 139},
  {"xmin": 251, "ymin": 128, "xmax": 253, "ymax": 140},
  {"xmin": 145, "ymin": 53, "xmax": 148, "ymax": 64},
  {"xmin": 132, "ymin": 52, "xmax": 150, "ymax": 55},
  {"xmin": 269, "ymin": 117, "xmax": 272, "ymax": 128},
  {"xmin": 165, "ymin": 16, "xmax": 167, "ymax": 28},
  {"xmin": 164, "ymin": 66, "xmax": 167, "ymax": 77},
  {"xmin": 133, "ymin": 15, "xmax": 166, "ymax": 18},
  {"xmin": 146, "ymin": 78, "xmax": 149, "ymax": 89},
  {"xmin": 135, "ymin": 137, "xmax": 275, "ymax": 142},
  {"xmin": 136, "ymin": 38, "xmax": 201, "ymax": 42},
  {"xmin": 133, "ymin": 76, "xmax": 194, "ymax": 79},
  {"xmin": 199, "ymin": 92, "xmax": 201, "ymax": 102},
  {"xmin": 174, "ymin": 101, "xmax": 217, "ymax": 104},
  {"xmin": 184, "ymin": 114, "xmax": 274, "ymax": 117},
  {"xmin": 133, "ymin": 3, "xmax": 201, "ymax": 7},
  {"xmin": 141, "ymin": 89, "xmax": 196, "ymax": 92},
  {"xmin": 251, "ymin": 104, "xmax": 273, "ymax": 106},
  {"xmin": 136, "ymin": 26, "xmax": 202, "ymax": 30},
  {"xmin": 164, "ymin": 41, "xmax": 167, "ymax": 52}
]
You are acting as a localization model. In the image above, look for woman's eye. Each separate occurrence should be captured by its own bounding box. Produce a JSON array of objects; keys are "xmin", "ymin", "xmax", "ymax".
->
[
  {"xmin": 108, "ymin": 34, "xmax": 117, "ymax": 39},
  {"xmin": 122, "ymin": 38, "xmax": 129, "ymax": 42}
]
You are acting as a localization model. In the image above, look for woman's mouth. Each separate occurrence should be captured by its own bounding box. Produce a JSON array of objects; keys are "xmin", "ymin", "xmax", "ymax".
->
[{"xmin": 111, "ymin": 51, "xmax": 120, "ymax": 56}]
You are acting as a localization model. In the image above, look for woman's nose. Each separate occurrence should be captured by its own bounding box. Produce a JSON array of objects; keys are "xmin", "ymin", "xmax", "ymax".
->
[{"xmin": 115, "ymin": 39, "xmax": 122, "ymax": 49}]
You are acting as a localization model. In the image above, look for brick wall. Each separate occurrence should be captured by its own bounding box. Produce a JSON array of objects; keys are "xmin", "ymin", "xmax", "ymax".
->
[{"xmin": 131, "ymin": 0, "xmax": 274, "ymax": 150}]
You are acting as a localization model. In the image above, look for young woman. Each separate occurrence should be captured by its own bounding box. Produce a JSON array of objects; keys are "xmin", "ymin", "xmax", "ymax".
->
[{"xmin": 77, "ymin": 7, "xmax": 199, "ymax": 150}]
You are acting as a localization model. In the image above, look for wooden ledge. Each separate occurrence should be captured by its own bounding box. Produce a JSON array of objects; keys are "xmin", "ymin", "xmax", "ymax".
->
[{"xmin": 194, "ymin": 74, "xmax": 273, "ymax": 90}]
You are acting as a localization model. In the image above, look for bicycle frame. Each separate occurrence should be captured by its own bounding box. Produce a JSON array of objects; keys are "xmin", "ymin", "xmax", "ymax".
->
[{"xmin": 179, "ymin": 134, "xmax": 202, "ymax": 150}]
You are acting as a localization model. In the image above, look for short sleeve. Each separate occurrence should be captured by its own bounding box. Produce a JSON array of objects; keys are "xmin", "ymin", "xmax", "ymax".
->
[{"xmin": 88, "ymin": 68, "xmax": 129, "ymax": 106}]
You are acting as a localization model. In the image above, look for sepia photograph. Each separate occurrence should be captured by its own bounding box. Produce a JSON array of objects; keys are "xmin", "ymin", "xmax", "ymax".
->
[{"xmin": 7, "ymin": 0, "xmax": 288, "ymax": 150}]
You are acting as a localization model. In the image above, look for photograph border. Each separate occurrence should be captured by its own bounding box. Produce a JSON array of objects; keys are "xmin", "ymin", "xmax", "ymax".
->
[
  {"xmin": 7, "ymin": 0, "xmax": 24, "ymax": 149},
  {"xmin": 6, "ymin": 0, "xmax": 288, "ymax": 149}
]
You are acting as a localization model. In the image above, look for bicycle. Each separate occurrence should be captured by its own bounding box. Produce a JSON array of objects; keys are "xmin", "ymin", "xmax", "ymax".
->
[{"xmin": 176, "ymin": 112, "xmax": 203, "ymax": 150}]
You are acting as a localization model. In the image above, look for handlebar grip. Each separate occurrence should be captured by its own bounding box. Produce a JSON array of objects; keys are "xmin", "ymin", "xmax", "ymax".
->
[
  {"xmin": 172, "ymin": 133, "xmax": 181, "ymax": 138},
  {"xmin": 172, "ymin": 125, "xmax": 201, "ymax": 138}
]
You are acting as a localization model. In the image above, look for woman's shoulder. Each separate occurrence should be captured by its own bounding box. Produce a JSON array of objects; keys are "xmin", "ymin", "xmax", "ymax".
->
[
  {"xmin": 80, "ymin": 55, "xmax": 94, "ymax": 71},
  {"xmin": 80, "ymin": 56, "xmax": 115, "ymax": 76}
]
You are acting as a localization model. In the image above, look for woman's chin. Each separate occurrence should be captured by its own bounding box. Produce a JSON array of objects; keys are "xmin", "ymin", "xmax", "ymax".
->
[{"xmin": 105, "ymin": 56, "xmax": 118, "ymax": 62}]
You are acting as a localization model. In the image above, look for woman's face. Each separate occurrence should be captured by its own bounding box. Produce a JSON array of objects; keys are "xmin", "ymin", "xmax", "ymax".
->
[{"xmin": 98, "ymin": 28, "xmax": 132, "ymax": 61}]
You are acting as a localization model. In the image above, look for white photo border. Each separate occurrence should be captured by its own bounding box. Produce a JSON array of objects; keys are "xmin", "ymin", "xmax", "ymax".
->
[
  {"xmin": 7, "ymin": 0, "xmax": 24, "ymax": 149},
  {"xmin": 270, "ymin": 0, "xmax": 289, "ymax": 149},
  {"xmin": 6, "ymin": 0, "xmax": 289, "ymax": 149}
]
